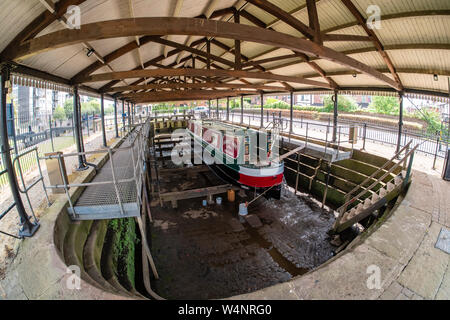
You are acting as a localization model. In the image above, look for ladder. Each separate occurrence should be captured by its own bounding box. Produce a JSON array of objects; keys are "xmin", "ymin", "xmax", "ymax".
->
[{"xmin": 332, "ymin": 140, "xmax": 417, "ymax": 233}]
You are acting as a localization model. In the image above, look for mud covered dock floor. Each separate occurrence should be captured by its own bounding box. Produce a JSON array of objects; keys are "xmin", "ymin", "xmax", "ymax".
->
[{"xmin": 149, "ymin": 166, "xmax": 335, "ymax": 299}]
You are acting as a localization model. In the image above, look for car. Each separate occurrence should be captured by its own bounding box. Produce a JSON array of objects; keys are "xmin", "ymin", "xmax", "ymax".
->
[{"xmin": 193, "ymin": 106, "xmax": 208, "ymax": 113}]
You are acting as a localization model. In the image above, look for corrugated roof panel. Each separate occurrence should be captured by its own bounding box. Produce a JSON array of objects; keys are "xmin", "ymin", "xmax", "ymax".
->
[
  {"xmin": 0, "ymin": 0, "xmax": 46, "ymax": 52},
  {"xmin": 374, "ymin": 16, "xmax": 450, "ymax": 45},
  {"xmin": 20, "ymin": 44, "xmax": 93, "ymax": 79},
  {"xmin": 388, "ymin": 49, "xmax": 450, "ymax": 72}
]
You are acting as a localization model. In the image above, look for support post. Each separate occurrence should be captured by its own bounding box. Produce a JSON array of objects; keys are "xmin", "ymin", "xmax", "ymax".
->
[
  {"xmin": 100, "ymin": 93, "xmax": 107, "ymax": 147},
  {"xmin": 73, "ymin": 86, "xmax": 87, "ymax": 170},
  {"xmin": 226, "ymin": 97, "xmax": 230, "ymax": 121},
  {"xmin": 122, "ymin": 99, "xmax": 126, "ymax": 133},
  {"xmin": 127, "ymin": 101, "xmax": 131, "ymax": 131},
  {"xmin": 208, "ymin": 99, "xmax": 211, "ymax": 117},
  {"xmin": 332, "ymin": 90, "xmax": 338, "ymax": 143},
  {"xmin": 260, "ymin": 92, "xmax": 264, "ymax": 128},
  {"xmin": 396, "ymin": 92, "xmax": 404, "ymax": 155},
  {"xmin": 114, "ymin": 97, "xmax": 119, "ymax": 137},
  {"xmin": 289, "ymin": 91, "xmax": 294, "ymax": 134},
  {"xmin": 240, "ymin": 95, "xmax": 244, "ymax": 124},
  {"xmin": 216, "ymin": 98, "xmax": 219, "ymax": 119},
  {"xmin": 0, "ymin": 65, "xmax": 39, "ymax": 237}
]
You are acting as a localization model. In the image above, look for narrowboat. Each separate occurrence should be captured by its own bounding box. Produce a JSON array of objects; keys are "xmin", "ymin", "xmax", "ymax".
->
[{"xmin": 187, "ymin": 120, "xmax": 284, "ymax": 199}]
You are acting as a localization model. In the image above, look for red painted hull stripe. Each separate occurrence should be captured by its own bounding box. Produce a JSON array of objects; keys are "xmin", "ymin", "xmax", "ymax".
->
[{"xmin": 238, "ymin": 173, "xmax": 283, "ymax": 188}]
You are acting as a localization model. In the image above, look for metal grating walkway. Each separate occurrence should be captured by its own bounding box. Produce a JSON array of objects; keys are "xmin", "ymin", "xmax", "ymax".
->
[{"xmin": 67, "ymin": 126, "xmax": 147, "ymax": 220}]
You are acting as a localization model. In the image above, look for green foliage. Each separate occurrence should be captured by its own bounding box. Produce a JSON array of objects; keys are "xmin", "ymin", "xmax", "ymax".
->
[
  {"xmin": 63, "ymin": 99, "xmax": 74, "ymax": 119},
  {"xmin": 413, "ymin": 108, "xmax": 442, "ymax": 134},
  {"xmin": 81, "ymin": 100, "xmax": 100, "ymax": 115},
  {"xmin": 369, "ymin": 96, "xmax": 399, "ymax": 115},
  {"xmin": 323, "ymin": 95, "xmax": 358, "ymax": 112},
  {"xmin": 53, "ymin": 105, "xmax": 66, "ymax": 123}
]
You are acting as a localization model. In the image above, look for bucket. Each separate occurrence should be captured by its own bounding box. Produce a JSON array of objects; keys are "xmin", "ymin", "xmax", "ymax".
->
[
  {"xmin": 202, "ymin": 199, "xmax": 207, "ymax": 206},
  {"xmin": 238, "ymin": 203, "xmax": 248, "ymax": 216},
  {"xmin": 216, "ymin": 197, "xmax": 222, "ymax": 205},
  {"xmin": 227, "ymin": 189, "xmax": 235, "ymax": 202}
]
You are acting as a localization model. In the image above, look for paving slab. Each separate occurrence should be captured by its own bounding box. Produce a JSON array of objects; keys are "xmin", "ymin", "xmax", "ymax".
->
[
  {"xmin": 365, "ymin": 205, "xmax": 430, "ymax": 265},
  {"xmin": 245, "ymin": 214, "xmax": 263, "ymax": 228},
  {"xmin": 228, "ymin": 218, "xmax": 245, "ymax": 233},
  {"xmin": 397, "ymin": 222, "xmax": 450, "ymax": 299}
]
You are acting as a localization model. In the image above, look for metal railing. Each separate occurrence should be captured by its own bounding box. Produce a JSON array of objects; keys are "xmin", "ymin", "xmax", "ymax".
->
[
  {"xmin": 39, "ymin": 119, "xmax": 151, "ymax": 220},
  {"xmin": 334, "ymin": 140, "xmax": 418, "ymax": 227}
]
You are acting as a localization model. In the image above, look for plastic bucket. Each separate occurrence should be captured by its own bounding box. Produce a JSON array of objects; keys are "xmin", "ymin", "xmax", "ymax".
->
[
  {"xmin": 238, "ymin": 203, "xmax": 248, "ymax": 216},
  {"xmin": 216, "ymin": 197, "xmax": 222, "ymax": 205},
  {"xmin": 202, "ymin": 199, "xmax": 207, "ymax": 206}
]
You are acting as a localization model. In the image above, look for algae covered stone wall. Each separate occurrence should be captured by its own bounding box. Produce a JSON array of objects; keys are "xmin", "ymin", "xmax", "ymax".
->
[{"xmin": 108, "ymin": 217, "xmax": 138, "ymax": 290}]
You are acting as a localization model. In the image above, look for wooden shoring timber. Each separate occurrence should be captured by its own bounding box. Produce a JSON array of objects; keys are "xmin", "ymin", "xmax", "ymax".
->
[{"xmin": 159, "ymin": 184, "xmax": 238, "ymax": 202}]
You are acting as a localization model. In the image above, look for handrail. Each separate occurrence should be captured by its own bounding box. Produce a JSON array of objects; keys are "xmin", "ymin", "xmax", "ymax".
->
[
  {"xmin": 336, "ymin": 141, "xmax": 417, "ymax": 215},
  {"xmin": 341, "ymin": 140, "xmax": 412, "ymax": 204}
]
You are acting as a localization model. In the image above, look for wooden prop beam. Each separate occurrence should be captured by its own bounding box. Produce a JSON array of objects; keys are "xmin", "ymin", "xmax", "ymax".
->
[{"xmin": 2, "ymin": 17, "xmax": 400, "ymax": 90}]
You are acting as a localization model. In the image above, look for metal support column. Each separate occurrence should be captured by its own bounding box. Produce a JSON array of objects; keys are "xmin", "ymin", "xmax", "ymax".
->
[
  {"xmin": 260, "ymin": 92, "xmax": 264, "ymax": 128},
  {"xmin": 0, "ymin": 65, "xmax": 39, "ymax": 237},
  {"xmin": 396, "ymin": 92, "xmax": 404, "ymax": 155},
  {"xmin": 100, "ymin": 93, "xmax": 107, "ymax": 147},
  {"xmin": 216, "ymin": 98, "xmax": 219, "ymax": 119},
  {"xmin": 127, "ymin": 101, "xmax": 131, "ymax": 131},
  {"xmin": 240, "ymin": 95, "xmax": 244, "ymax": 124},
  {"xmin": 332, "ymin": 90, "xmax": 338, "ymax": 143},
  {"xmin": 289, "ymin": 91, "xmax": 294, "ymax": 134},
  {"xmin": 121, "ymin": 99, "xmax": 126, "ymax": 133},
  {"xmin": 114, "ymin": 97, "xmax": 119, "ymax": 138},
  {"xmin": 208, "ymin": 99, "xmax": 211, "ymax": 117},
  {"xmin": 226, "ymin": 97, "xmax": 230, "ymax": 121},
  {"xmin": 73, "ymin": 86, "xmax": 87, "ymax": 170}
]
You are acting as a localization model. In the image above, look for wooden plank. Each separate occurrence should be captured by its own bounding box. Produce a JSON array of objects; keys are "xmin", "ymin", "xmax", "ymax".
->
[
  {"xmin": 160, "ymin": 184, "xmax": 237, "ymax": 202},
  {"xmin": 2, "ymin": 17, "xmax": 400, "ymax": 90}
]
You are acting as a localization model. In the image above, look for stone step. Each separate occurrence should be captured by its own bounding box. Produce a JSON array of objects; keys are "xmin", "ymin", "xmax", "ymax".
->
[
  {"xmin": 379, "ymin": 187, "xmax": 387, "ymax": 198},
  {"xmin": 394, "ymin": 175, "xmax": 403, "ymax": 186},
  {"xmin": 363, "ymin": 198, "xmax": 372, "ymax": 209},
  {"xmin": 386, "ymin": 182, "xmax": 395, "ymax": 192}
]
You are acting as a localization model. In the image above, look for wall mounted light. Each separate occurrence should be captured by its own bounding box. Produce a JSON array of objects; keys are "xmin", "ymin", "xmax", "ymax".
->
[
  {"xmin": 352, "ymin": 73, "xmax": 357, "ymax": 78},
  {"xmin": 86, "ymin": 48, "xmax": 95, "ymax": 57},
  {"xmin": 433, "ymin": 74, "xmax": 439, "ymax": 81}
]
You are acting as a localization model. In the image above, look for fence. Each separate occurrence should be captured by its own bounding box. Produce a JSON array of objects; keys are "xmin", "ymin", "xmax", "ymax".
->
[
  {"xmin": 0, "ymin": 104, "xmax": 130, "ymax": 190},
  {"xmin": 218, "ymin": 109, "xmax": 449, "ymax": 162}
]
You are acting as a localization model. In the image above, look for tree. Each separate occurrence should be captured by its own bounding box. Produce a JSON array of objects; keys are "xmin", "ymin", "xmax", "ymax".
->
[
  {"xmin": 53, "ymin": 105, "xmax": 66, "ymax": 126},
  {"xmin": 81, "ymin": 100, "xmax": 100, "ymax": 115},
  {"xmin": 323, "ymin": 95, "xmax": 358, "ymax": 112},
  {"xmin": 63, "ymin": 99, "xmax": 74, "ymax": 120},
  {"xmin": 370, "ymin": 96, "xmax": 399, "ymax": 115}
]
